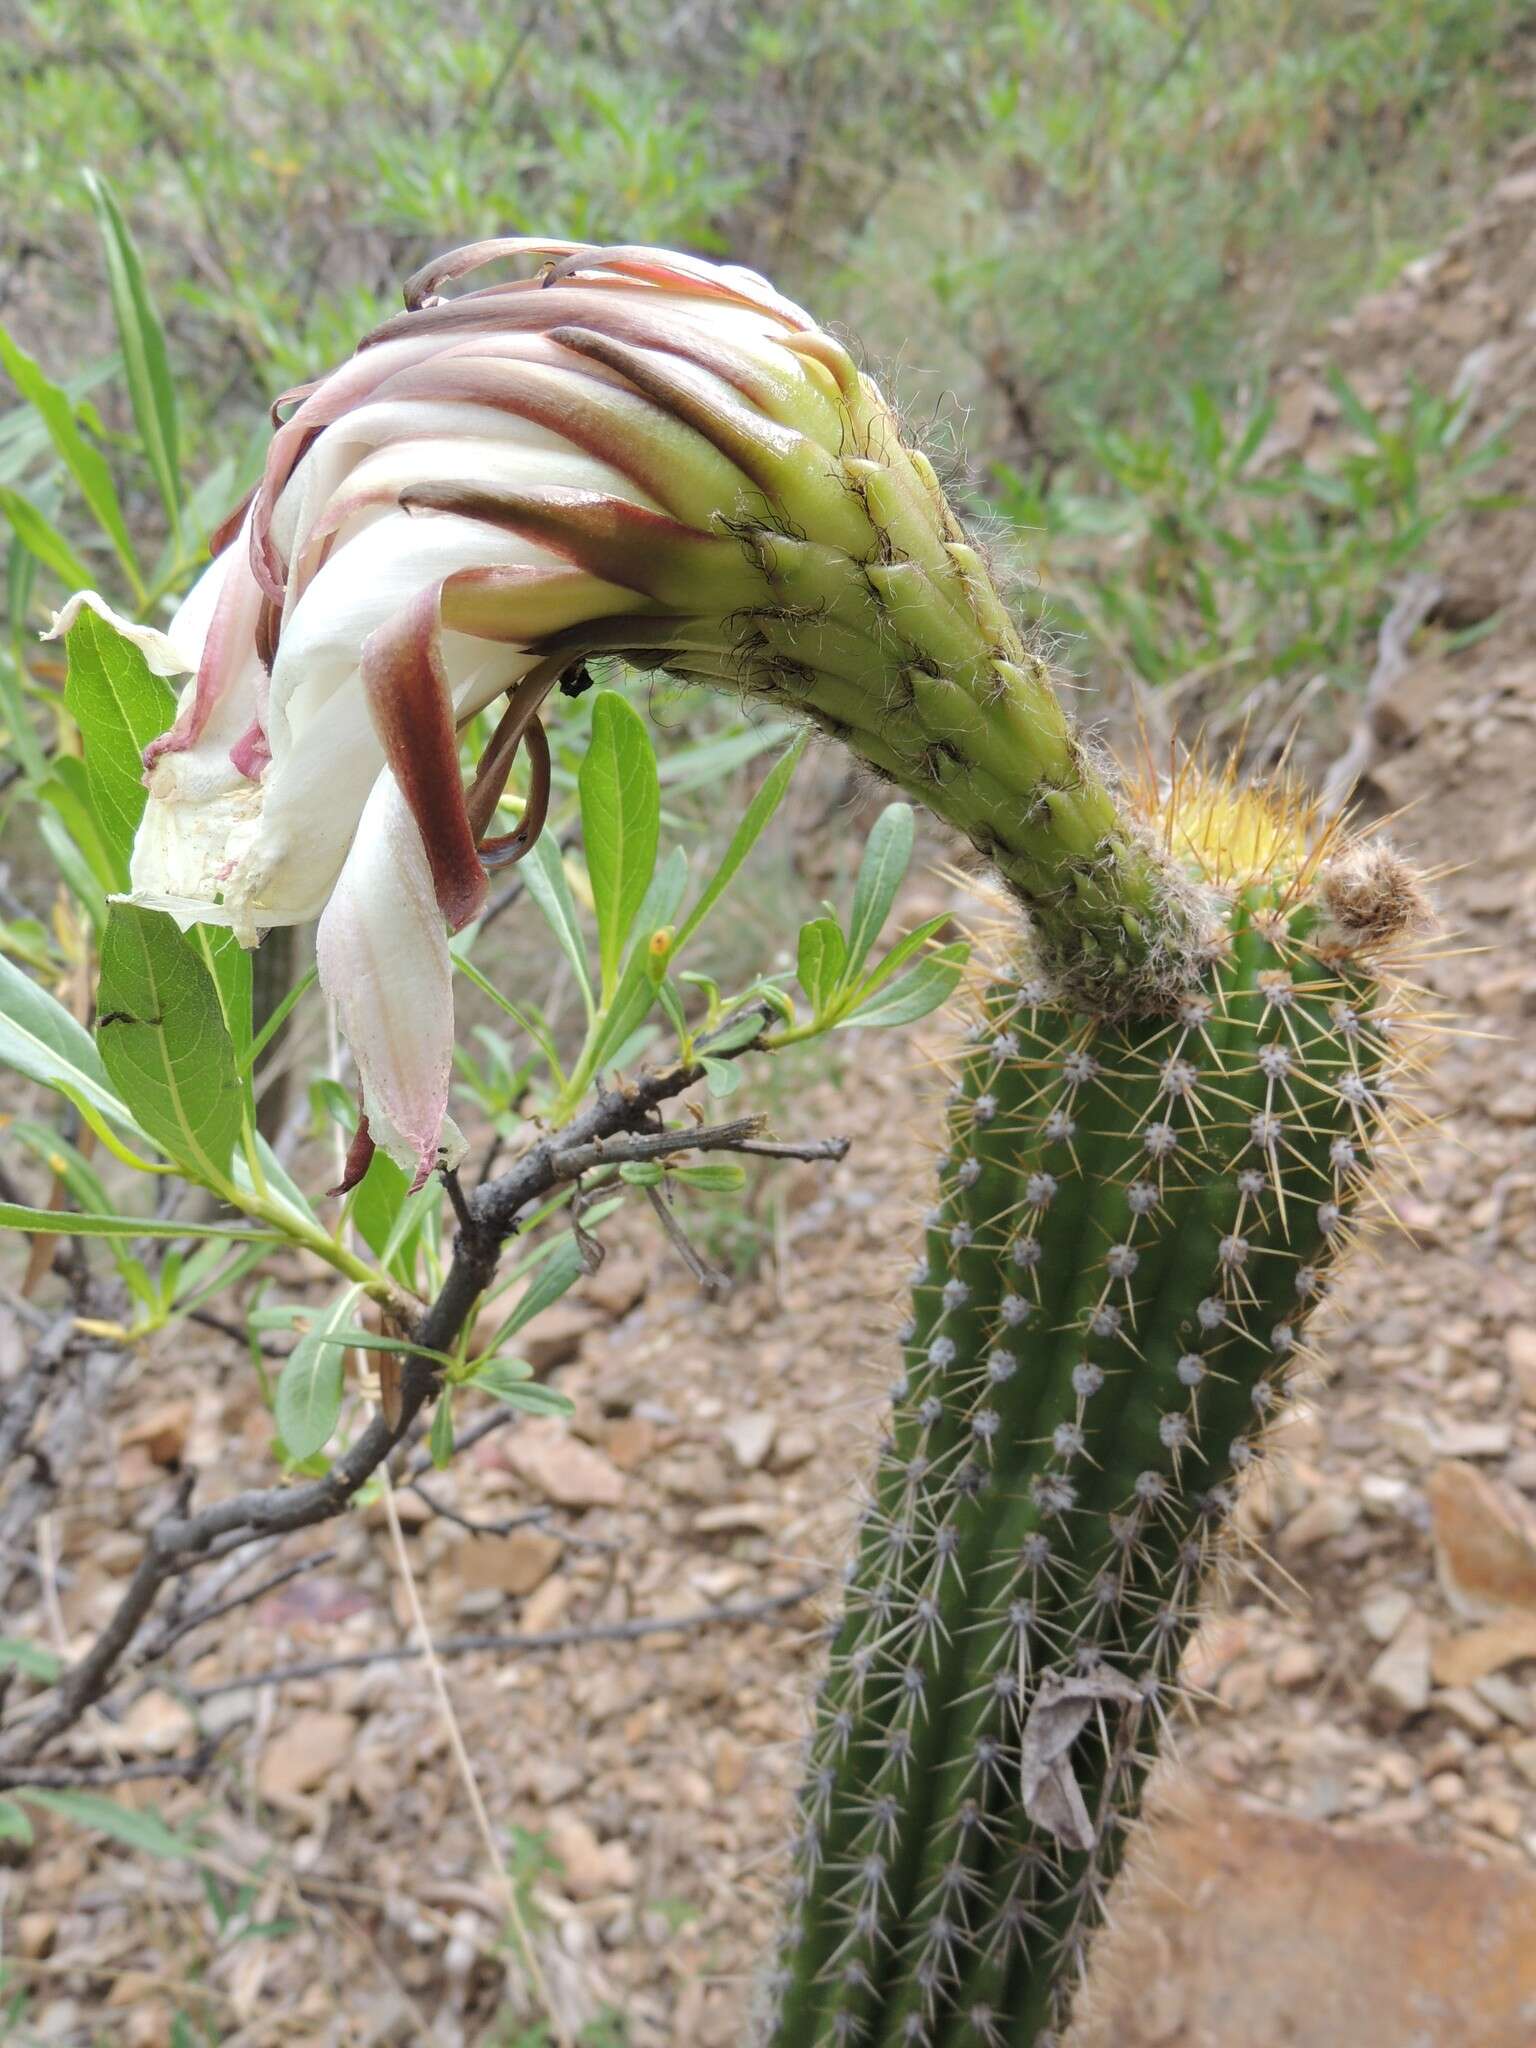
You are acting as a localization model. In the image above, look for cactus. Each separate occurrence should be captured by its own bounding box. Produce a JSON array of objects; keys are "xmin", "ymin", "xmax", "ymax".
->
[{"xmin": 765, "ymin": 771, "xmax": 1427, "ymax": 2048}]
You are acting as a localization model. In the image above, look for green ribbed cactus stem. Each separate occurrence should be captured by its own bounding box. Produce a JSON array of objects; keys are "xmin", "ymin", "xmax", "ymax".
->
[{"xmin": 764, "ymin": 778, "xmax": 1428, "ymax": 2048}]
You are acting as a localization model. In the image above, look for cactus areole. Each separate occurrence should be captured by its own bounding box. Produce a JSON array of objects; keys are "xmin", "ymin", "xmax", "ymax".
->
[{"xmin": 53, "ymin": 243, "xmax": 1428, "ymax": 2042}]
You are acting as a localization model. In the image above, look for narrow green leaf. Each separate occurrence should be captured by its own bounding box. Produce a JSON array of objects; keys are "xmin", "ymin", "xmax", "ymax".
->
[
  {"xmin": 835, "ymin": 943, "xmax": 968, "ymax": 1029},
  {"xmin": 0, "ymin": 948, "xmax": 128, "ymax": 1126},
  {"xmin": 843, "ymin": 803, "xmax": 915, "ymax": 981},
  {"xmin": 700, "ymin": 1055, "xmax": 741, "ymax": 1099},
  {"xmin": 579, "ymin": 690, "xmax": 659, "ymax": 998},
  {"xmin": 82, "ymin": 172, "xmax": 182, "ymax": 529},
  {"xmin": 96, "ymin": 905, "xmax": 243, "ymax": 1183},
  {"xmin": 497, "ymin": 1236, "xmax": 586, "ymax": 1340},
  {"xmin": 618, "ymin": 1159, "xmax": 665, "ymax": 1186},
  {"xmin": 674, "ymin": 732, "xmax": 805, "ymax": 951},
  {"xmin": 842, "ymin": 913, "xmax": 953, "ymax": 1008},
  {"xmin": 669, "ymin": 1161, "xmax": 747, "ymax": 1193},
  {"xmin": 0, "ymin": 485, "xmax": 95, "ymax": 591},
  {"xmin": 0, "ymin": 324, "xmax": 140, "ymax": 593},
  {"xmin": 522, "ymin": 832, "xmax": 593, "ymax": 1014},
  {"xmin": 0, "ymin": 1201, "xmax": 273, "ymax": 1242},
  {"xmin": 0, "ymin": 1636, "xmax": 61, "ymax": 1681},
  {"xmin": 274, "ymin": 1286, "xmax": 359, "ymax": 1462},
  {"xmin": 189, "ymin": 926, "xmax": 253, "ymax": 1064},
  {"xmin": 465, "ymin": 1356, "xmax": 574, "ymax": 1417},
  {"xmin": 19, "ymin": 1788, "xmax": 206, "ymax": 1861},
  {"xmin": 0, "ymin": 1798, "xmax": 34, "ymax": 1844},
  {"xmin": 36, "ymin": 807, "xmax": 109, "ymax": 930},
  {"xmin": 37, "ymin": 759, "xmax": 120, "ymax": 895},
  {"xmin": 428, "ymin": 1391, "xmax": 455, "ymax": 1469},
  {"xmin": 796, "ymin": 916, "xmax": 847, "ymax": 1016},
  {"xmin": 62, "ymin": 605, "xmax": 176, "ymax": 885},
  {"xmin": 480, "ymin": 1379, "xmax": 574, "ymax": 1417}
]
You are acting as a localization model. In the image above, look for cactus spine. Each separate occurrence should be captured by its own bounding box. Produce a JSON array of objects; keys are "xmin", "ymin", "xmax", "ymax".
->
[{"xmin": 766, "ymin": 776, "xmax": 1425, "ymax": 2048}]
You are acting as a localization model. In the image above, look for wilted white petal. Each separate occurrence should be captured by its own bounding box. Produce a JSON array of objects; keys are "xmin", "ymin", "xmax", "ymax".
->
[
  {"xmin": 315, "ymin": 772, "xmax": 465, "ymax": 1189},
  {"xmin": 44, "ymin": 590, "xmax": 199, "ymax": 677}
]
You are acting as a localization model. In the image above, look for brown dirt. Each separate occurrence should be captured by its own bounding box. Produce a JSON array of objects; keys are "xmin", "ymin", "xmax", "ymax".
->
[{"xmin": 8, "ymin": 144, "xmax": 1536, "ymax": 2048}]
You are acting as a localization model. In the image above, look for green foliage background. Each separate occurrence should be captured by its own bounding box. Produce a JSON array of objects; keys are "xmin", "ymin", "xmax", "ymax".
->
[{"xmin": 3, "ymin": 0, "xmax": 1530, "ymax": 722}]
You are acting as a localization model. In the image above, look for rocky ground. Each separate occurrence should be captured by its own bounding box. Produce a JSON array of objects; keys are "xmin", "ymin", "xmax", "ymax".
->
[{"xmin": 7, "ymin": 148, "xmax": 1536, "ymax": 2048}]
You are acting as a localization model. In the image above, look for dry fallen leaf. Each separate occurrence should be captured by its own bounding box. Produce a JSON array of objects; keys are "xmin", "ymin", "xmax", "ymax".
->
[{"xmin": 1019, "ymin": 1668, "xmax": 1143, "ymax": 1851}]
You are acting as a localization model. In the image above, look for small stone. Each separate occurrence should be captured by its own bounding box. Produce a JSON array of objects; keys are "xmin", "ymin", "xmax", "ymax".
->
[
  {"xmin": 1273, "ymin": 1643, "xmax": 1322, "ymax": 1690},
  {"xmin": 1474, "ymin": 1674, "xmax": 1536, "ymax": 1729},
  {"xmin": 1466, "ymin": 1796, "xmax": 1524, "ymax": 1842},
  {"xmin": 1436, "ymin": 1687, "xmax": 1500, "ymax": 1736},
  {"xmin": 503, "ymin": 1421, "xmax": 625, "ymax": 1509},
  {"xmin": 603, "ymin": 1414, "xmax": 657, "ymax": 1472},
  {"xmin": 1367, "ymin": 1612, "xmax": 1433, "ymax": 1717},
  {"xmin": 722, "ymin": 1412, "xmax": 776, "ymax": 1472},
  {"xmin": 1361, "ymin": 1587, "xmax": 1414, "ymax": 1646},
  {"xmin": 1437, "ymin": 1420, "xmax": 1515, "ymax": 1460},
  {"xmin": 457, "ymin": 1527, "xmax": 562, "ymax": 1597},
  {"xmin": 120, "ymin": 1401, "xmax": 192, "ymax": 1468},
  {"xmin": 1427, "ymin": 1770, "xmax": 1466, "ymax": 1808},
  {"xmin": 1429, "ymin": 1460, "xmax": 1536, "ymax": 1620},
  {"xmin": 713, "ymin": 1735, "xmax": 748, "ymax": 1797},
  {"xmin": 1360, "ymin": 1473, "xmax": 1413, "ymax": 1519},
  {"xmin": 257, "ymin": 1708, "xmax": 356, "ymax": 1804},
  {"xmin": 1506, "ymin": 1325, "xmax": 1536, "ymax": 1406},
  {"xmin": 1509, "ymin": 1737, "xmax": 1536, "ymax": 1790},
  {"xmin": 1381, "ymin": 1410, "xmax": 1438, "ymax": 1466},
  {"xmin": 15, "ymin": 1913, "xmax": 55, "ymax": 1959},
  {"xmin": 1280, "ymin": 1490, "xmax": 1359, "ymax": 1552},
  {"xmin": 521, "ymin": 1574, "xmax": 573, "ymax": 1635},
  {"xmin": 583, "ymin": 1253, "xmax": 649, "ymax": 1319},
  {"xmin": 1218, "ymin": 1659, "xmax": 1270, "ymax": 1713},
  {"xmin": 115, "ymin": 1689, "xmax": 195, "ymax": 1757},
  {"xmin": 693, "ymin": 1502, "xmax": 780, "ymax": 1535},
  {"xmin": 520, "ymin": 1302, "xmax": 602, "ymax": 1372},
  {"xmin": 546, "ymin": 1814, "xmax": 637, "ymax": 1899},
  {"xmin": 1432, "ymin": 1617, "xmax": 1536, "ymax": 1687},
  {"xmin": 769, "ymin": 1424, "xmax": 818, "ymax": 1473}
]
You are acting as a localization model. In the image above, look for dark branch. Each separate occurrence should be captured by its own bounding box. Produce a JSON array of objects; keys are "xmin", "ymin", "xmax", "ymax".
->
[
  {"xmin": 188, "ymin": 1579, "xmax": 824, "ymax": 1700},
  {"xmin": 2, "ymin": 1014, "xmax": 846, "ymax": 1764}
]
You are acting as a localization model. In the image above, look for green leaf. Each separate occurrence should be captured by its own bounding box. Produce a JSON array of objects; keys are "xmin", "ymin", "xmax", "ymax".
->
[
  {"xmin": 83, "ymin": 172, "xmax": 182, "ymax": 531},
  {"xmin": 843, "ymin": 803, "xmax": 915, "ymax": 981},
  {"xmin": 0, "ymin": 948, "xmax": 129, "ymax": 1128},
  {"xmin": 189, "ymin": 926, "xmax": 253, "ymax": 1063},
  {"xmin": 522, "ymin": 832, "xmax": 593, "ymax": 1015},
  {"xmin": 0, "ymin": 1636, "xmax": 61, "ymax": 1682},
  {"xmin": 0, "ymin": 1202, "xmax": 273, "ymax": 1242},
  {"xmin": 465, "ymin": 1355, "xmax": 574, "ymax": 1418},
  {"xmin": 0, "ymin": 1798, "xmax": 33, "ymax": 1845},
  {"xmin": 669, "ymin": 1161, "xmax": 747, "ymax": 1193},
  {"xmin": 61, "ymin": 605, "xmax": 176, "ymax": 886},
  {"xmin": 496, "ymin": 1235, "xmax": 586, "ymax": 1340},
  {"xmin": 274, "ymin": 1285, "xmax": 360, "ymax": 1463},
  {"xmin": 0, "ymin": 323, "xmax": 140, "ymax": 596},
  {"xmin": 842, "ymin": 913, "xmax": 953, "ymax": 1007},
  {"xmin": 96, "ymin": 905, "xmax": 243, "ymax": 1184},
  {"xmin": 618, "ymin": 1159, "xmax": 665, "ymax": 1186},
  {"xmin": 0, "ymin": 485, "xmax": 95, "ymax": 591},
  {"xmin": 19, "ymin": 1788, "xmax": 206, "ymax": 1862},
  {"xmin": 428, "ymin": 1391, "xmax": 455, "ymax": 1469},
  {"xmin": 673, "ymin": 732, "xmax": 806, "ymax": 950},
  {"xmin": 479, "ymin": 1378, "xmax": 574, "ymax": 1417},
  {"xmin": 796, "ymin": 916, "xmax": 847, "ymax": 1016},
  {"xmin": 700, "ymin": 1055, "xmax": 741, "ymax": 1099},
  {"xmin": 38, "ymin": 758, "xmax": 120, "ymax": 894},
  {"xmin": 835, "ymin": 943, "xmax": 968, "ymax": 1029},
  {"xmin": 579, "ymin": 691, "xmax": 659, "ymax": 999}
]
